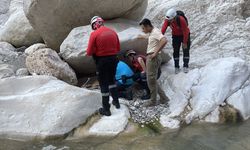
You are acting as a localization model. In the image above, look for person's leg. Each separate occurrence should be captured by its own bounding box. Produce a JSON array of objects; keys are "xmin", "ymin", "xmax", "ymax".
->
[
  {"xmin": 183, "ymin": 34, "xmax": 191, "ymax": 68},
  {"xmin": 107, "ymin": 56, "xmax": 120, "ymax": 109},
  {"xmin": 96, "ymin": 58, "xmax": 111, "ymax": 116},
  {"xmin": 155, "ymin": 55, "xmax": 170, "ymax": 104},
  {"xmin": 146, "ymin": 56, "xmax": 158, "ymax": 105},
  {"xmin": 172, "ymin": 36, "xmax": 182, "ymax": 69},
  {"xmin": 137, "ymin": 73, "xmax": 151, "ymax": 99}
]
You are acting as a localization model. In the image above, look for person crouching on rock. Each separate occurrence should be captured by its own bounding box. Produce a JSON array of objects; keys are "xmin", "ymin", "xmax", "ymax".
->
[
  {"xmin": 138, "ymin": 18, "xmax": 170, "ymax": 107},
  {"xmin": 115, "ymin": 61, "xmax": 135, "ymax": 100},
  {"xmin": 87, "ymin": 16, "xmax": 120, "ymax": 116},
  {"xmin": 124, "ymin": 49, "xmax": 151, "ymax": 100},
  {"xmin": 161, "ymin": 8, "xmax": 191, "ymax": 74}
]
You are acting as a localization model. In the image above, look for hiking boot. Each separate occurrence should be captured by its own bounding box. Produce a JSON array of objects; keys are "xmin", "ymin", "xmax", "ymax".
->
[
  {"xmin": 141, "ymin": 94, "xmax": 151, "ymax": 100},
  {"xmin": 112, "ymin": 101, "xmax": 121, "ymax": 109},
  {"xmin": 175, "ymin": 68, "xmax": 181, "ymax": 74},
  {"xmin": 126, "ymin": 91, "xmax": 133, "ymax": 101},
  {"xmin": 183, "ymin": 67, "xmax": 189, "ymax": 73},
  {"xmin": 99, "ymin": 108, "xmax": 111, "ymax": 116}
]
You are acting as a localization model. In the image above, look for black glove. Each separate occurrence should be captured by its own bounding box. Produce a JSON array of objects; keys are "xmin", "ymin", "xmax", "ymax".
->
[
  {"xmin": 121, "ymin": 75, "xmax": 127, "ymax": 84},
  {"xmin": 132, "ymin": 73, "xmax": 141, "ymax": 81}
]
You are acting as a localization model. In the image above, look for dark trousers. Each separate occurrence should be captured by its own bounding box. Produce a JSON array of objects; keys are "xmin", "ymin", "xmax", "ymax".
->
[
  {"xmin": 95, "ymin": 55, "xmax": 119, "ymax": 111},
  {"xmin": 135, "ymin": 72, "xmax": 150, "ymax": 94},
  {"xmin": 172, "ymin": 34, "xmax": 191, "ymax": 68},
  {"xmin": 117, "ymin": 84, "xmax": 133, "ymax": 100}
]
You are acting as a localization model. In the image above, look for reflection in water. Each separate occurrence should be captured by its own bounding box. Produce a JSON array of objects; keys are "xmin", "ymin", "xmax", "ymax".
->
[{"xmin": 1, "ymin": 120, "xmax": 250, "ymax": 150}]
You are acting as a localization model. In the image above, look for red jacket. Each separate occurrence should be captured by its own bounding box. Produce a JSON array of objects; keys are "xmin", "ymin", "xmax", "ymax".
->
[
  {"xmin": 161, "ymin": 16, "xmax": 190, "ymax": 44},
  {"xmin": 132, "ymin": 55, "xmax": 146, "ymax": 73},
  {"xmin": 87, "ymin": 26, "xmax": 120, "ymax": 57}
]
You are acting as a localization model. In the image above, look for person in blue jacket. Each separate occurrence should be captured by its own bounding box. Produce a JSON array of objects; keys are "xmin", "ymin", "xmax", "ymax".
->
[{"xmin": 115, "ymin": 61, "xmax": 134, "ymax": 100}]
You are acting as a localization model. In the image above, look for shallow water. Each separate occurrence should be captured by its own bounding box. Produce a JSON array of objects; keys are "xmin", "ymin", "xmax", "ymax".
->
[{"xmin": 1, "ymin": 120, "xmax": 250, "ymax": 150}]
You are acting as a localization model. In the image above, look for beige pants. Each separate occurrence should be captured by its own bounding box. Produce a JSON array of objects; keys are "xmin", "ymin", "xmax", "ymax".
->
[{"xmin": 146, "ymin": 54, "xmax": 168, "ymax": 103}]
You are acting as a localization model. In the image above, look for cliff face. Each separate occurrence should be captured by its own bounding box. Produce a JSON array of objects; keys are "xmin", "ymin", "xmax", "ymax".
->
[{"xmin": 145, "ymin": 0, "xmax": 250, "ymax": 67}]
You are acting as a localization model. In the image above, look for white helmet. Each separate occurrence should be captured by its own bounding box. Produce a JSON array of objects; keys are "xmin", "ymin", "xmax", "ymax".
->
[
  {"xmin": 90, "ymin": 16, "xmax": 104, "ymax": 30},
  {"xmin": 166, "ymin": 8, "xmax": 177, "ymax": 20}
]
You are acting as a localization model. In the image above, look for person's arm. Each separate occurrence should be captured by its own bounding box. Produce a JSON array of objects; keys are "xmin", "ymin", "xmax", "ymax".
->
[
  {"xmin": 180, "ymin": 16, "xmax": 189, "ymax": 49},
  {"xmin": 138, "ymin": 57, "xmax": 146, "ymax": 73},
  {"xmin": 86, "ymin": 33, "xmax": 96, "ymax": 56},
  {"xmin": 161, "ymin": 19, "xmax": 169, "ymax": 35},
  {"xmin": 150, "ymin": 37, "xmax": 167, "ymax": 59}
]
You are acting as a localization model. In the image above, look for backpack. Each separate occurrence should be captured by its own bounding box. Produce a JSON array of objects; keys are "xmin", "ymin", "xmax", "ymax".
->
[{"xmin": 176, "ymin": 10, "xmax": 189, "ymax": 27}]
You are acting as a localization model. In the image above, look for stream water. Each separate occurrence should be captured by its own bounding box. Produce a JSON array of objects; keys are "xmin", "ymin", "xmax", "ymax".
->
[{"xmin": 1, "ymin": 120, "xmax": 250, "ymax": 150}]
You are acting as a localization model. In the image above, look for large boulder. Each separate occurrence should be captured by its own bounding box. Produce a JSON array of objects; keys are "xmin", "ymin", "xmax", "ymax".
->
[
  {"xmin": 24, "ymin": 0, "xmax": 148, "ymax": 50},
  {"xmin": 0, "ymin": 42, "xmax": 26, "ymax": 71},
  {"xmin": 0, "ymin": 0, "xmax": 11, "ymax": 28},
  {"xmin": 227, "ymin": 80, "xmax": 250, "ymax": 120},
  {"xmin": 0, "ymin": 76, "xmax": 101, "ymax": 139},
  {"xmin": 60, "ymin": 19, "xmax": 144, "ymax": 74},
  {"xmin": 26, "ymin": 48, "xmax": 78, "ymax": 85},
  {"xmin": 0, "ymin": 0, "xmax": 42, "ymax": 47},
  {"xmin": 158, "ymin": 57, "xmax": 250, "ymax": 128},
  {"xmin": 60, "ymin": 19, "xmax": 170, "ymax": 74}
]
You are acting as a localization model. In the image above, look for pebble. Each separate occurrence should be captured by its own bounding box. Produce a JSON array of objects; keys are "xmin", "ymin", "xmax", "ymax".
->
[{"xmin": 128, "ymin": 98, "xmax": 170, "ymax": 124}]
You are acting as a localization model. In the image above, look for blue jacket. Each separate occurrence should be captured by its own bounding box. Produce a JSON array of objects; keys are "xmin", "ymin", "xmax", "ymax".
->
[{"xmin": 116, "ymin": 61, "xmax": 134, "ymax": 86}]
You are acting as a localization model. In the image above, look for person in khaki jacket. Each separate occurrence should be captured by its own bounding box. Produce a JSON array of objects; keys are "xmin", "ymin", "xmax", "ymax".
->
[{"xmin": 138, "ymin": 18, "xmax": 170, "ymax": 106}]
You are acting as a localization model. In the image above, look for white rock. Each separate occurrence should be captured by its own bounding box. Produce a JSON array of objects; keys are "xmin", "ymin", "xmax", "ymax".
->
[
  {"xmin": 0, "ymin": 42, "xmax": 26, "ymax": 71},
  {"xmin": 145, "ymin": 0, "xmax": 250, "ymax": 67},
  {"xmin": 0, "ymin": 64, "xmax": 15, "ymax": 79},
  {"xmin": 0, "ymin": 0, "xmax": 11, "ymax": 28},
  {"xmin": 42, "ymin": 145, "xmax": 57, "ymax": 150},
  {"xmin": 16, "ymin": 68, "xmax": 29, "ymax": 76},
  {"xmin": 0, "ymin": 0, "xmax": 42, "ymax": 47},
  {"xmin": 204, "ymin": 107, "xmax": 220, "ymax": 123},
  {"xmin": 159, "ymin": 57, "xmax": 250, "ymax": 127},
  {"xmin": 24, "ymin": 0, "xmax": 148, "ymax": 50},
  {"xmin": 160, "ymin": 115, "xmax": 180, "ymax": 129},
  {"xmin": 89, "ymin": 105, "xmax": 130, "ymax": 136},
  {"xmin": 227, "ymin": 81, "xmax": 250, "ymax": 120},
  {"xmin": 0, "ymin": 76, "xmax": 101, "ymax": 138},
  {"xmin": 26, "ymin": 48, "xmax": 78, "ymax": 85},
  {"xmin": 185, "ymin": 57, "xmax": 249, "ymax": 123},
  {"xmin": 159, "ymin": 64, "xmax": 200, "ymax": 118}
]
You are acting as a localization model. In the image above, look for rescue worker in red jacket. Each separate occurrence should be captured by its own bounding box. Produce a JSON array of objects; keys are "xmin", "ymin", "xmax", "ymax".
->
[
  {"xmin": 87, "ymin": 16, "xmax": 120, "ymax": 116},
  {"xmin": 161, "ymin": 8, "xmax": 191, "ymax": 74}
]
